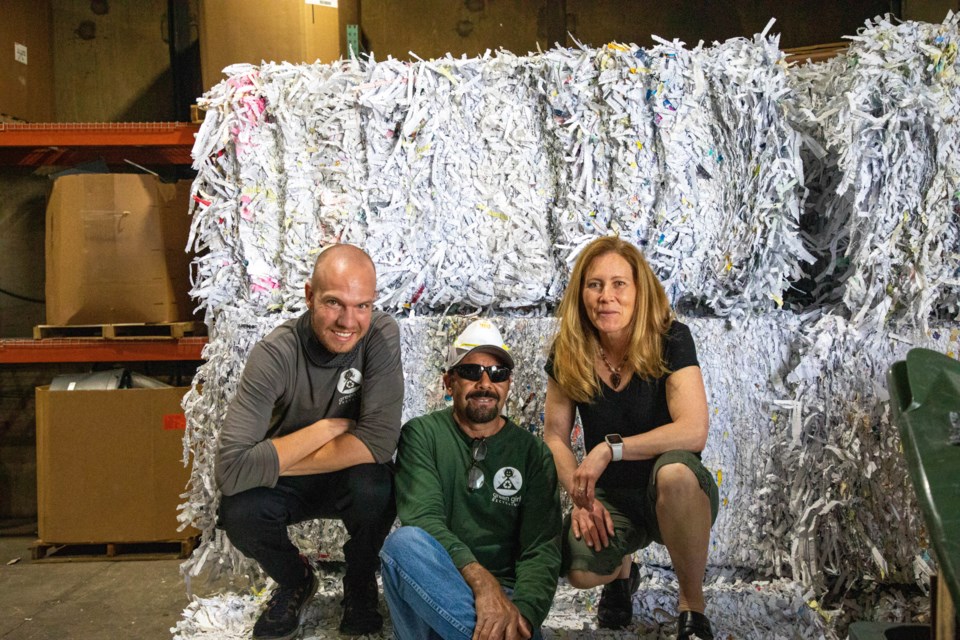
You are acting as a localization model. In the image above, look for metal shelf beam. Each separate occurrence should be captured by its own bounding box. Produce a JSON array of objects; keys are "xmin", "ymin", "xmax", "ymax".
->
[
  {"xmin": 0, "ymin": 338, "xmax": 207, "ymax": 364},
  {"xmin": 0, "ymin": 122, "xmax": 200, "ymax": 166}
]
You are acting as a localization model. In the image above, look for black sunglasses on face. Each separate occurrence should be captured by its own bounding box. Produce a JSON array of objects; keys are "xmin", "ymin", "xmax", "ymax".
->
[
  {"xmin": 467, "ymin": 437, "xmax": 487, "ymax": 491},
  {"xmin": 450, "ymin": 363, "xmax": 512, "ymax": 383}
]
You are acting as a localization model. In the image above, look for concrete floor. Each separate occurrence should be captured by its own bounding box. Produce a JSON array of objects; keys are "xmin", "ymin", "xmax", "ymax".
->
[
  {"xmin": 0, "ymin": 529, "xmax": 197, "ymax": 640},
  {"xmin": 0, "ymin": 521, "xmax": 931, "ymax": 640}
]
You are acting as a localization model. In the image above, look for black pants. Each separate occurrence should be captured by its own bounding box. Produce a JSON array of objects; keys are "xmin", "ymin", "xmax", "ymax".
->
[{"xmin": 219, "ymin": 463, "xmax": 396, "ymax": 588}]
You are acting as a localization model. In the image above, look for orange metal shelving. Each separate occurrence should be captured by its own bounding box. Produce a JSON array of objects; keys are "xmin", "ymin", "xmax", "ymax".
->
[
  {"xmin": 0, "ymin": 121, "xmax": 200, "ymax": 166},
  {"xmin": 0, "ymin": 337, "xmax": 207, "ymax": 364},
  {"xmin": 0, "ymin": 123, "xmax": 204, "ymax": 360}
]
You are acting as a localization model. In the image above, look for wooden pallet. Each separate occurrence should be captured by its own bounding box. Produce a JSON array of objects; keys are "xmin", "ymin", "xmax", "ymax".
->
[
  {"xmin": 784, "ymin": 41, "xmax": 849, "ymax": 65},
  {"xmin": 30, "ymin": 537, "xmax": 198, "ymax": 562},
  {"xmin": 33, "ymin": 322, "xmax": 205, "ymax": 340}
]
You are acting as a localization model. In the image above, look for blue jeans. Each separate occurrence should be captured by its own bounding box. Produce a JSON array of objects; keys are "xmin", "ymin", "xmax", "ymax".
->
[{"xmin": 379, "ymin": 526, "xmax": 543, "ymax": 640}]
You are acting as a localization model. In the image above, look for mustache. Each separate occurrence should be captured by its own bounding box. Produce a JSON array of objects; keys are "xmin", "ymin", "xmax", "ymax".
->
[{"xmin": 467, "ymin": 390, "xmax": 500, "ymax": 401}]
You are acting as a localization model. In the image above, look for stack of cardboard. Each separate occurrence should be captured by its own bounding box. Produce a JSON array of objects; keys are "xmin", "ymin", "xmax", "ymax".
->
[{"xmin": 44, "ymin": 174, "xmax": 195, "ymax": 325}]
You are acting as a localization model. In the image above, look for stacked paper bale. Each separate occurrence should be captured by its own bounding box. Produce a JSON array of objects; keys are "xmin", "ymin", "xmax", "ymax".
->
[
  {"xmin": 267, "ymin": 59, "xmax": 372, "ymax": 313},
  {"xmin": 789, "ymin": 14, "xmax": 960, "ymax": 330},
  {"xmin": 777, "ymin": 13, "xmax": 960, "ymax": 598},
  {"xmin": 360, "ymin": 53, "xmax": 559, "ymax": 311},
  {"xmin": 536, "ymin": 27, "xmax": 811, "ymax": 315}
]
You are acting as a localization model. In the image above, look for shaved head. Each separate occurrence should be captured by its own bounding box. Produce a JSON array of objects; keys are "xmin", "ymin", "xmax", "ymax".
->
[{"xmin": 311, "ymin": 244, "xmax": 376, "ymax": 291}]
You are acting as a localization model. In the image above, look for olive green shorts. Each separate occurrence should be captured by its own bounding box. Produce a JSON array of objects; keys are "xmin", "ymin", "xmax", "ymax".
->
[{"xmin": 561, "ymin": 450, "xmax": 720, "ymax": 576}]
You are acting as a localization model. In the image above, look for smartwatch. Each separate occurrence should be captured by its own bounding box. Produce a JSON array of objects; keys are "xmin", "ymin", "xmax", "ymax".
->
[{"xmin": 605, "ymin": 433, "xmax": 623, "ymax": 462}]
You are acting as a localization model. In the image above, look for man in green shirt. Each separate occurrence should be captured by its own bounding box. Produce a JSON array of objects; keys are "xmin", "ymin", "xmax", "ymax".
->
[{"xmin": 381, "ymin": 319, "xmax": 562, "ymax": 640}]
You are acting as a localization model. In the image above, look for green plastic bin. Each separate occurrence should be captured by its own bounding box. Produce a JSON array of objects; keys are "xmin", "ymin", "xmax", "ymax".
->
[
  {"xmin": 852, "ymin": 348, "xmax": 960, "ymax": 639},
  {"xmin": 888, "ymin": 348, "xmax": 960, "ymax": 613}
]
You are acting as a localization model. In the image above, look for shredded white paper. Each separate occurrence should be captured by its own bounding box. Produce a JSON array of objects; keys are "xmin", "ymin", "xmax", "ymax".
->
[{"xmin": 789, "ymin": 13, "xmax": 960, "ymax": 330}]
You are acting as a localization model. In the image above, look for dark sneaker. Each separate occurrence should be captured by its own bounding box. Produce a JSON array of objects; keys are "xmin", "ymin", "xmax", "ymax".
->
[
  {"xmin": 597, "ymin": 562, "xmax": 640, "ymax": 630},
  {"xmin": 677, "ymin": 610, "xmax": 714, "ymax": 640},
  {"xmin": 339, "ymin": 577, "xmax": 383, "ymax": 636},
  {"xmin": 252, "ymin": 571, "xmax": 319, "ymax": 640}
]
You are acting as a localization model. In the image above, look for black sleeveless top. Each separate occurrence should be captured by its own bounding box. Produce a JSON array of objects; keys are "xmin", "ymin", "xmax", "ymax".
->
[{"xmin": 545, "ymin": 321, "xmax": 700, "ymax": 490}]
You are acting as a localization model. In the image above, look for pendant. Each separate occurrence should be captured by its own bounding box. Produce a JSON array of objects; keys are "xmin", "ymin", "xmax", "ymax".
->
[{"xmin": 610, "ymin": 372, "xmax": 621, "ymax": 388}]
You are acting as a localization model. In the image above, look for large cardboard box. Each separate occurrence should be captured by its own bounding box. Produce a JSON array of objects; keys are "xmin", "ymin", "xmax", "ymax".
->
[
  {"xmin": 35, "ymin": 386, "xmax": 195, "ymax": 543},
  {"xmin": 0, "ymin": 0, "xmax": 54, "ymax": 121},
  {"xmin": 45, "ymin": 174, "xmax": 195, "ymax": 325},
  {"xmin": 199, "ymin": 0, "xmax": 341, "ymax": 91}
]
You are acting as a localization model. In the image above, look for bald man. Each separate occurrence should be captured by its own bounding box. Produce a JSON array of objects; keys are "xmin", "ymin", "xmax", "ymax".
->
[{"xmin": 217, "ymin": 244, "xmax": 404, "ymax": 639}]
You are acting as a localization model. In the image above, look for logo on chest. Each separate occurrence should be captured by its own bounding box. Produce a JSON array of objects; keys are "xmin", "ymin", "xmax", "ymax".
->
[
  {"xmin": 337, "ymin": 368, "xmax": 362, "ymax": 405},
  {"xmin": 491, "ymin": 467, "xmax": 522, "ymax": 506}
]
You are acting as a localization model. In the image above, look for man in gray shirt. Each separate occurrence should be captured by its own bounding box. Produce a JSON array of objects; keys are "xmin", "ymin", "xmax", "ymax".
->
[{"xmin": 216, "ymin": 244, "xmax": 404, "ymax": 640}]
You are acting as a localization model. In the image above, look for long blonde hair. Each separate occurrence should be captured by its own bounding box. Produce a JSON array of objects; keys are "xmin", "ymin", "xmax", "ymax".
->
[{"xmin": 552, "ymin": 236, "xmax": 672, "ymax": 403}]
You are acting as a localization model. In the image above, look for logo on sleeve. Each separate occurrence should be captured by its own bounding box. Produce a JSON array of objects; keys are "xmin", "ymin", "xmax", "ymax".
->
[{"xmin": 338, "ymin": 368, "xmax": 362, "ymax": 395}]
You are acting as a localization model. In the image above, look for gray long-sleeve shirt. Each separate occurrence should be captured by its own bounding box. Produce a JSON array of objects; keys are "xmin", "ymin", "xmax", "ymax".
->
[{"xmin": 215, "ymin": 310, "xmax": 404, "ymax": 496}]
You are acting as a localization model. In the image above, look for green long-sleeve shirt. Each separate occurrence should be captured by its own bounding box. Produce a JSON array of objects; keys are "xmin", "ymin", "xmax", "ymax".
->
[{"xmin": 394, "ymin": 407, "xmax": 562, "ymax": 629}]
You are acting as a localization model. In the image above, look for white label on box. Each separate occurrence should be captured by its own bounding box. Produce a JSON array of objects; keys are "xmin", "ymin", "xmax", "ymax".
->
[
  {"xmin": 306, "ymin": 0, "xmax": 337, "ymax": 6},
  {"xmin": 14, "ymin": 43, "xmax": 28, "ymax": 65}
]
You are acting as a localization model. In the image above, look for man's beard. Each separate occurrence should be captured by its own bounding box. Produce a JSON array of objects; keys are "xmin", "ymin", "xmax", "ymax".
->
[{"xmin": 464, "ymin": 390, "xmax": 500, "ymax": 424}]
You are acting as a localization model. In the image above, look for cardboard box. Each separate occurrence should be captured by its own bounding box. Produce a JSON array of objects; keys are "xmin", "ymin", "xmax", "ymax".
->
[
  {"xmin": 0, "ymin": 0, "xmax": 54, "ymax": 121},
  {"xmin": 45, "ymin": 174, "xmax": 195, "ymax": 325},
  {"xmin": 199, "ymin": 0, "xmax": 341, "ymax": 91},
  {"xmin": 35, "ymin": 386, "xmax": 195, "ymax": 543}
]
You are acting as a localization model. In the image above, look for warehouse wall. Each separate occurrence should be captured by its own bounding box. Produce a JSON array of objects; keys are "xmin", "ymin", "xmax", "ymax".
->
[
  {"xmin": 358, "ymin": 0, "xmax": 895, "ymax": 61},
  {"xmin": 566, "ymin": 0, "xmax": 892, "ymax": 49},
  {"xmin": 0, "ymin": 173, "xmax": 49, "ymax": 520},
  {"xmin": 903, "ymin": 0, "xmax": 959, "ymax": 23},
  {"xmin": 0, "ymin": 172, "xmax": 47, "ymax": 338}
]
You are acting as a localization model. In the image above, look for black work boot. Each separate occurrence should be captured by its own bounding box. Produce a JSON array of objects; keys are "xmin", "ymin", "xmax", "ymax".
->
[
  {"xmin": 339, "ymin": 576, "xmax": 383, "ymax": 636},
  {"xmin": 677, "ymin": 610, "xmax": 714, "ymax": 640},
  {"xmin": 597, "ymin": 562, "xmax": 640, "ymax": 629},
  {"xmin": 252, "ymin": 570, "xmax": 319, "ymax": 640}
]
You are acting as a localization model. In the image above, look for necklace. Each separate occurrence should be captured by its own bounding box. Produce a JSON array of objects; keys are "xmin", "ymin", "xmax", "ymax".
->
[{"xmin": 598, "ymin": 345, "xmax": 627, "ymax": 388}]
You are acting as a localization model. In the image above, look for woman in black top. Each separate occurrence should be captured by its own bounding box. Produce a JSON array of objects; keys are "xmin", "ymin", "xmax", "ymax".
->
[{"xmin": 543, "ymin": 236, "xmax": 719, "ymax": 640}]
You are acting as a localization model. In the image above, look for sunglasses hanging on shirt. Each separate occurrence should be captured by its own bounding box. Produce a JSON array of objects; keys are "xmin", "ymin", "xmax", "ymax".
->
[{"xmin": 467, "ymin": 437, "xmax": 487, "ymax": 491}]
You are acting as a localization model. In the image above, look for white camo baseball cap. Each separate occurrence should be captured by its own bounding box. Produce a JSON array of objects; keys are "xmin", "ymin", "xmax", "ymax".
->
[{"xmin": 446, "ymin": 319, "xmax": 514, "ymax": 370}]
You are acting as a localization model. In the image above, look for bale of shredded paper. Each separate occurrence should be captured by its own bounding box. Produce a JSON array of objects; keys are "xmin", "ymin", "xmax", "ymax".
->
[
  {"xmin": 788, "ymin": 14, "xmax": 960, "ymax": 330},
  {"xmin": 771, "ymin": 315, "xmax": 955, "ymax": 596},
  {"xmin": 534, "ymin": 30, "xmax": 810, "ymax": 315},
  {"xmin": 190, "ymin": 37, "xmax": 810, "ymax": 318}
]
